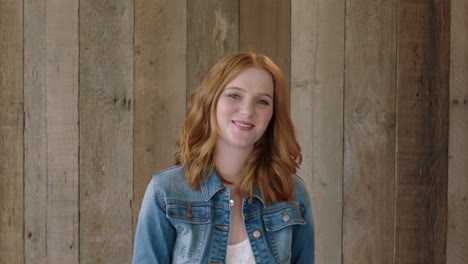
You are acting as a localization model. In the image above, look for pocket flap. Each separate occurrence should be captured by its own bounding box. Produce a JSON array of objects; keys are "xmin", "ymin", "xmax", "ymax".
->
[
  {"xmin": 167, "ymin": 200, "xmax": 211, "ymax": 224},
  {"xmin": 263, "ymin": 203, "xmax": 305, "ymax": 231}
]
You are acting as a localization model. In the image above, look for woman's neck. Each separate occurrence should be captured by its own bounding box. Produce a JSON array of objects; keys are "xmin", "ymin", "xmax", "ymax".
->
[{"xmin": 214, "ymin": 143, "xmax": 253, "ymax": 188}]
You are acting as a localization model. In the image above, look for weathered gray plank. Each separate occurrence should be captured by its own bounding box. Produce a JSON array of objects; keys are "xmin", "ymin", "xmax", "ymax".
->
[
  {"xmin": 79, "ymin": 0, "xmax": 134, "ymax": 262},
  {"xmin": 45, "ymin": 1, "xmax": 79, "ymax": 263},
  {"xmin": 395, "ymin": 1, "xmax": 450, "ymax": 263},
  {"xmin": 447, "ymin": 0, "xmax": 468, "ymax": 263},
  {"xmin": 24, "ymin": 1, "xmax": 47, "ymax": 263},
  {"xmin": 187, "ymin": 0, "xmax": 239, "ymax": 98},
  {"xmin": 291, "ymin": 1, "xmax": 344, "ymax": 263},
  {"xmin": 240, "ymin": 0, "xmax": 291, "ymax": 88},
  {"xmin": 133, "ymin": 0, "xmax": 187, "ymax": 234},
  {"xmin": 24, "ymin": 1, "xmax": 79, "ymax": 263},
  {"xmin": 342, "ymin": 1, "xmax": 397, "ymax": 263},
  {"xmin": 0, "ymin": 0, "xmax": 24, "ymax": 263}
]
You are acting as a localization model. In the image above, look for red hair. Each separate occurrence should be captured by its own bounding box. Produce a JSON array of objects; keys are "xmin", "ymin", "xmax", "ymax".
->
[{"xmin": 175, "ymin": 52, "xmax": 302, "ymax": 203}]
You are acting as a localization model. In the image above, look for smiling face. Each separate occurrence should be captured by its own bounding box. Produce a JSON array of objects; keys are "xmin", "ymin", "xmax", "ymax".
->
[{"xmin": 215, "ymin": 67, "xmax": 274, "ymax": 152}]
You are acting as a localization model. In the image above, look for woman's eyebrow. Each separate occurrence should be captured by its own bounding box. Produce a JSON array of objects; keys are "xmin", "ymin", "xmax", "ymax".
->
[{"xmin": 225, "ymin": 86, "xmax": 273, "ymax": 99}]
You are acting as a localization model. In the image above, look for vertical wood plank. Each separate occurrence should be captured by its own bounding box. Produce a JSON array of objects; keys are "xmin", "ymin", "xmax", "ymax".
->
[
  {"xmin": 395, "ymin": 0, "xmax": 450, "ymax": 263},
  {"xmin": 343, "ymin": 1, "xmax": 397, "ymax": 263},
  {"xmin": 45, "ymin": 1, "xmax": 79, "ymax": 263},
  {"xmin": 240, "ymin": 0, "xmax": 291, "ymax": 87},
  {"xmin": 447, "ymin": 0, "xmax": 468, "ymax": 263},
  {"xmin": 186, "ymin": 0, "xmax": 239, "ymax": 97},
  {"xmin": 291, "ymin": 1, "xmax": 344, "ymax": 263},
  {"xmin": 24, "ymin": 1, "xmax": 79, "ymax": 263},
  {"xmin": 0, "ymin": 0, "xmax": 24, "ymax": 263},
  {"xmin": 24, "ymin": 1, "xmax": 47, "ymax": 262},
  {"xmin": 80, "ymin": 0, "xmax": 134, "ymax": 262},
  {"xmin": 133, "ymin": 0, "xmax": 187, "ymax": 234}
]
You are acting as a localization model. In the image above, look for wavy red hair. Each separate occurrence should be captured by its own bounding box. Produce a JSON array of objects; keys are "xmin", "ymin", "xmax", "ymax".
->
[{"xmin": 175, "ymin": 52, "xmax": 302, "ymax": 203}]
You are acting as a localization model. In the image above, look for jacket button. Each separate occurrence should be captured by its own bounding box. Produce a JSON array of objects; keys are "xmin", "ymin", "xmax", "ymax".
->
[
  {"xmin": 186, "ymin": 211, "xmax": 193, "ymax": 218},
  {"xmin": 253, "ymin": 230, "xmax": 262, "ymax": 238},
  {"xmin": 283, "ymin": 214, "xmax": 291, "ymax": 222},
  {"xmin": 248, "ymin": 197, "xmax": 254, "ymax": 204}
]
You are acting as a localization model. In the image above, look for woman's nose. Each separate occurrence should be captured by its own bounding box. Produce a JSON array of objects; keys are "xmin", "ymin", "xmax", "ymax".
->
[{"xmin": 239, "ymin": 101, "xmax": 254, "ymax": 117}]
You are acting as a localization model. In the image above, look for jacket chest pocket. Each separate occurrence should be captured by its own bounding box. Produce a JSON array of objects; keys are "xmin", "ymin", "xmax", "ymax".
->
[
  {"xmin": 167, "ymin": 200, "xmax": 212, "ymax": 260},
  {"xmin": 263, "ymin": 202, "xmax": 305, "ymax": 263}
]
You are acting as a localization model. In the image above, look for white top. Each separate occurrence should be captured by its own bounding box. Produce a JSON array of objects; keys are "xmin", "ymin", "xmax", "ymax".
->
[{"xmin": 226, "ymin": 239, "xmax": 256, "ymax": 264}]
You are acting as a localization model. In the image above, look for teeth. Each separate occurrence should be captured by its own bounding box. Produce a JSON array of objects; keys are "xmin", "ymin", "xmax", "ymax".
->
[{"xmin": 234, "ymin": 122, "xmax": 253, "ymax": 128}]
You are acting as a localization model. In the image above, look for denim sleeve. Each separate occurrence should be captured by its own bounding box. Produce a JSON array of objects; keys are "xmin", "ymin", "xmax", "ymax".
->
[
  {"xmin": 132, "ymin": 178, "xmax": 176, "ymax": 263},
  {"xmin": 291, "ymin": 186, "xmax": 315, "ymax": 264}
]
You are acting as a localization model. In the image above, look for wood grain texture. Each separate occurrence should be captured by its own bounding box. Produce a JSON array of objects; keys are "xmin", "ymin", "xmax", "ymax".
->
[
  {"xmin": 79, "ymin": 0, "xmax": 134, "ymax": 262},
  {"xmin": 24, "ymin": 1, "xmax": 79, "ymax": 263},
  {"xmin": 0, "ymin": 0, "xmax": 24, "ymax": 263},
  {"xmin": 187, "ymin": 0, "xmax": 239, "ymax": 97},
  {"xmin": 44, "ymin": 1, "xmax": 79, "ymax": 263},
  {"xmin": 343, "ymin": 1, "xmax": 397, "ymax": 263},
  {"xmin": 290, "ymin": 0, "xmax": 344, "ymax": 263},
  {"xmin": 23, "ymin": 1, "xmax": 47, "ymax": 262},
  {"xmin": 395, "ymin": 1, "xmax": 450, "ymax": 263},
  {"xmin": 240, "ymin": 0, "xmax": 291, "ymax": 88},
  {"xmin": 447, "ymin": 0, "xmax": 468, "ymax": 263},
  {"xmin": 133, "ymin": 0, "xmax": 186, "ymax": 235}
]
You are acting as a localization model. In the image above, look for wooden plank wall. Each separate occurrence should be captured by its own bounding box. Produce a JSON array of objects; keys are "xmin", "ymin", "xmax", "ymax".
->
[
  {"xmin": 133, "ymin": 0, "xmax": 187, "ymax": 237},
  {"xmin": 395, "ymin": 1, "xmax": 450, "ymax": 263},
  {"xmin": 187, "ymin": 0, "xmax": 239, "ymax": 96},
  {"xmin": 343, "ymin": 1, "xmax": 397, "ymax": 263},
  {"xmin": 447, "ymin": 0, "xmax": 468, "ymax": 263},
  {"xmin": 240, "ymin": 0, "xmax": 291, "ymax": 87},
  {"xmin": 23, "ymin": 2, "xmax": 48, "ymax": 262},
  {"xmin": 24, "ymin": 1, "xmax": 79, "ymax": 263},
  {"xmin": 79, "ymin": 0, "xmax": 134, "ymax": 263},
  {"xmin": 0, "ymin": 0, "xmax": 467, "ymax": 263},
  {"xmin": 0, "ymin": 0, "xmax": 23, "ymax": 263},
  {"xmin": 291, "ymin": 1, "xmax": 344, "ymax": 263}
]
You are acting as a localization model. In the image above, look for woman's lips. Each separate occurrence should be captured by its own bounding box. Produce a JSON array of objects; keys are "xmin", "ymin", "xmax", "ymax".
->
[{"xmin": 232, "ymin": 120, "xmax": 255, "ymax": 131}]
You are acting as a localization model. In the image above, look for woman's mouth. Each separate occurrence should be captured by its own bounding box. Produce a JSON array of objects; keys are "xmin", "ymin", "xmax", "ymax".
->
[{"xmin": 232, "ymin": 120, "xmax": 255, "ymax": 130}]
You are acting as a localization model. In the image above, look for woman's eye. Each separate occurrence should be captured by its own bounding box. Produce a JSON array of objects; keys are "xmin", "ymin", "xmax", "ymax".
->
[
  {"xmin": 257, "ymin": 100, "xmax": 269, "ymax": 105},
  {"xmin": 228, "ymin": 94, "xmax": 240, "ymax": 100}
]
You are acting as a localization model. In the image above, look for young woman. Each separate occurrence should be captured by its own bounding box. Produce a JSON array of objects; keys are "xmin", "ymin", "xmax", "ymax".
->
[{"xmin": 133, "ymin": 52, "xmax": 314, "ymax": 264}]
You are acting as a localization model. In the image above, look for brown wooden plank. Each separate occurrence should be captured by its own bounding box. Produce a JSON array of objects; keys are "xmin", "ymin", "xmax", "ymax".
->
[
  {"xmin": 23, "ymin": 1, "xmax": 47, "ymax": 263},
  {"xmin": 342, "ymin": 1, "xmax": 397, "ymax": 263},
  {"xmin": 79, "ymin": 0, "xmax": 134, "ymax": 262},
  {"xmin": 186, "ymin": 0, "xmax": 239, "ymax": 97},
  {"xmin": 290, "ymin": 1, "xmax": 344, "ymax": 263},
  {"xmin": 133, "ymin": 0, "xmax": 187, "ymax": 235},
  {"xmin": 24, "ymin": 1, "xmax": 79, "ymax": 263},
  {"xmin": 0, "ymin": 0, "xmax": 24, "ymax": 263},
  {"xmin": 447, "ymin": 0, "xmax": 468, "ymax": 263},
  {"xmin": 395, "ymin": 0, "xmax": 450, "ymax": 263},
  {"xmin": 240, "ymin": 0, "xmax": 291, "ymax": 88}
]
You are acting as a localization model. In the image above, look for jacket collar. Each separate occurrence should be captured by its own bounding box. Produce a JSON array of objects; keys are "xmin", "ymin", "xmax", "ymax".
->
[
  {"xmin": 252, "ymin": 188, "xmax": 265, "ymax": 205},
  {"xmin": 200, "ymin": 169, "xmax": 266, "ymax": 206},
  {"xmin": 200, "ymin": 169, "xmax": 224, "ymax": 201}
]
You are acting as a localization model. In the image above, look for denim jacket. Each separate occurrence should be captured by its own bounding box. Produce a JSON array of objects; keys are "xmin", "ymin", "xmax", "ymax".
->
[{"xmin": 133, "ymin": 166, "xmax": 314, "ymax": 264}]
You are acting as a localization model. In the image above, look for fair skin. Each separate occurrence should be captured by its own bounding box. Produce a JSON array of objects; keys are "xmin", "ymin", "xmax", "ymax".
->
[{"xmin": 214, "ymin": 67, "xmax": 274, "ymax": 245}]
